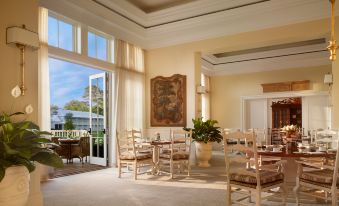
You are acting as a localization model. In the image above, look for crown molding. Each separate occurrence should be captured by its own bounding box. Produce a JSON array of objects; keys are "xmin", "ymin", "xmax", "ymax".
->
[{"xmin": 40, "ymin": 0, "xmax": 338, "ymax": 49}]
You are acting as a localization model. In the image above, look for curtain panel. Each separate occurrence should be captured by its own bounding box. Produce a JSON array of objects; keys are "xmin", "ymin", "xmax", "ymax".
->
[
  {"xmin": 201, "ymin": 73, "xmax": 210, "ymax": 121},
  {"xmin": 115, "ymin": 40, "xmax": 145, "ymax": 132},
  {"xmin": 38, "ymin": 7, "xmax": 51, "ymax": 131}
]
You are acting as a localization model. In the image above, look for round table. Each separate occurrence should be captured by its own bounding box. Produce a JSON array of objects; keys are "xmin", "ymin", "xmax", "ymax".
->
[{"xmin": 258, "ymin": 147, "xmax": 334, "ymax": 183}]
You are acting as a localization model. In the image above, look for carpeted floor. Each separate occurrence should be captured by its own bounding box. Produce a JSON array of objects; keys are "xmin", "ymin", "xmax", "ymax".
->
[{"xmin": 42, "ymin": 151, "xmax": 330, "ymax": 206}]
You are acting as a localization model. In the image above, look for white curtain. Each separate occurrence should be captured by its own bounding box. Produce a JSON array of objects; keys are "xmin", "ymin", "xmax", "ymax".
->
[
  {"xmin": 38, "ymin": 7, "xmax": 51, "ymax": 131},
  {"xmin": 115, "ymin": 40, "xmax": 145, "ymax": 132},
  {"xmin": 201, "ymin": 73, "xmax": 210, "ymax": 121}
]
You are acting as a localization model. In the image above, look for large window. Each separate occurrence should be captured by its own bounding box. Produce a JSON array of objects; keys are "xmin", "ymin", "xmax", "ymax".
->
[
  {"xmin": 48, "ymin": 14, "xmax": 79, "ymax": 52},
  {"xmin": 88, "ymin": 29, "xmax": 114, "ymax": 63}
]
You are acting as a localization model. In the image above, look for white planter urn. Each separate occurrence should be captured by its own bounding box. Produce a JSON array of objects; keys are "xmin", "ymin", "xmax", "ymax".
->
[
  {"xmin": 0, "ymin": 166, "xmax": 30, "ymax": 206},
  {"xmin": 195, "ymin": 142, "xmax": 212, "ymax": 167}
]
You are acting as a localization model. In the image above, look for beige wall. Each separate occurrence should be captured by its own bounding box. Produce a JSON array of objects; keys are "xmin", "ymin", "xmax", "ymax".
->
[
  {"xmin": 145, "ymin": 18, "xmax": 330, "ymax": 128},
  {"xmin": 0, "ymin": 0, "xmax": 39, "ymax": 122},
  {"xmin": 210, "ymin": 65, "xmax": 331, "ymax": 129}
]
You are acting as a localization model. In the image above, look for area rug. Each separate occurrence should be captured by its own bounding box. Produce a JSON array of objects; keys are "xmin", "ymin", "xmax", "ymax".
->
[{"xmin": 52, "ymin": 162, "xmax": 107, "ymax": 178}]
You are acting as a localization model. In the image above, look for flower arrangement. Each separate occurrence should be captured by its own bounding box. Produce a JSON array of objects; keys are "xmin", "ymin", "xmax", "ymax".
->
[{"xmin": 281, "ymin": 125, "xmax": 298, "ymax": 132}]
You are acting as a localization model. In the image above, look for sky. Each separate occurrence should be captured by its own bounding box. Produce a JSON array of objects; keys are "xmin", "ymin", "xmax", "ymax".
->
[
  {"xmin": 48, "ymin": 16, "xmax": 105, "ymax": 109},
  {"xmin": 49, "ymin": 58, "xmax": 103, "ymax": 108}
]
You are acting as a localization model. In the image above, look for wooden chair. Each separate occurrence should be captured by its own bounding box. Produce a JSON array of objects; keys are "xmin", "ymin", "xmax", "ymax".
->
[
  {"xmin": 116, "ymin": 131, "xmax": 153, "ymax": 180},
  {"xmin": 131, "ymin": 129, "xmax": 152, "ymax": 153},
  {"xmin": 51, "ymin": 137, "xmax": 71, "ymax": 163},
  {"xmin": 294, "ymin": 129, "xmax": 339, "ymax": 206},
  {"xmin": 251, "ymin": 128, "xmax": 282, "ymax": 169},
  {"xmin": 80, "ymin": 136, "xmax": 90, "ymax": 162},
  {"xmin": 223, "ymin": 130, "xmax": 287, "ymax": 206},
  {"xmin": 159, "ymin": 129, "xmax": 192, "ymax": 179}
]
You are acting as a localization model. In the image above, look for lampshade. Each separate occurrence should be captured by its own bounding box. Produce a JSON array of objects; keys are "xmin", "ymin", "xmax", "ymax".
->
[
  {"xmin": 324, "ymin": 74, "xmax": 333, "ymax": 84},
  {"xmin": 196, "ymin": 85, "xmax": 206, "ymax": 94},
  {"xmin": 6, "ymin": 26, "xmax": 39, "ymax": 49}
]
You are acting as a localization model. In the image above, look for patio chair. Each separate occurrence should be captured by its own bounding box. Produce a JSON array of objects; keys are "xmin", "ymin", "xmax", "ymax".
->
[
  {"xmin": 223, "ymin": 130, "xmax": 287, "ymax": 206},
  {"xmin": 71, "ymin": 136, "xmax": 90, "ymax": 163},
  {"xmin": 159, "ymin": 129, "xmax": 192, "ymax": 179},
  {"xmin": 51, "ymin": 136, "xmax": 71, "ymax": 163},
  {"xmin": 116, "ymin": 131, "xmax": 153, "ymax": 180},
  {"xmin": 294, "ymin": 129, "xmax": 339, "ymax": 205}
]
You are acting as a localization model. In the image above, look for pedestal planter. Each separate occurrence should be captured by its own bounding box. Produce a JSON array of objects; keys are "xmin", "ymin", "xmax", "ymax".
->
[
  {"xmin": 195, "ymin": 142, "xmax": 212, "ymax": 167},
  {"xmin": 0, "ymin": 166, "xmax": 30, "ymax": 206}
]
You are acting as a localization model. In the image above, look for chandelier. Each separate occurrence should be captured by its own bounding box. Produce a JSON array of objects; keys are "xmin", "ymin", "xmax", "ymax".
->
[{"xmin": 328, "ymin": 0, "xmax": 338, "ymax": 61}]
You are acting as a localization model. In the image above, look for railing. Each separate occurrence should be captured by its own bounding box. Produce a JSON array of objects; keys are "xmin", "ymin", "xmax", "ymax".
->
[{"xmin": 50, "ymin": 130, "xmax": 89, "ymax": 138}]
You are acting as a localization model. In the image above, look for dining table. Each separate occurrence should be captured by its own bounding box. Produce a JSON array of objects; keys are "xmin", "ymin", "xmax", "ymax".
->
[
  {"xmin": 58, "ymin": 138, "xmax": 80, "ymax": 163},
  {"xmin": 140, "ymin": 140, "xmax": 186, "ymax": 175},
  {"xmin": 258, "ymin": 146, "xmax": 335, "ymax": 183}
]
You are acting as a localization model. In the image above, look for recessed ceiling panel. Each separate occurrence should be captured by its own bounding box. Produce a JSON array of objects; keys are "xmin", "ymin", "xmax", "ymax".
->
[
  {"xmin": 214, "ymin": 38, "xmax": 326, "ymax": 58},
  {"xmin": 126, "ymin": 0, "xmax": 197, "ymax": 13}
]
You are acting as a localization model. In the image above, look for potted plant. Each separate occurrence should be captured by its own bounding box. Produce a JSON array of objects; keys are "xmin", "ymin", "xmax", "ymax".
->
[
  {"xmin": 184, "ymin": 118, "xmax": 223, "ymax": 167},
  {"xmin": 0, "ymin": 112, "xmax": 63, "ymax": 206}
]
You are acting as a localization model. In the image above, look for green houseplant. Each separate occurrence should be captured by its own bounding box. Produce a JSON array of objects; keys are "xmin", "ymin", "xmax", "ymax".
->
[
  {"xmin": 185, "ymin": 118, "xmax": 223, "ymax": 167},
  {"xmin": 0, "ymin": 112, "xmax": 63, "ymax": 206}
]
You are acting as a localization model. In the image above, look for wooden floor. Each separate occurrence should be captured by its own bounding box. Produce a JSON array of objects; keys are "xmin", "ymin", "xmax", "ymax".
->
[{"xmin": 52, "ymin": 158, "xmax": 107, "ymax": 178}]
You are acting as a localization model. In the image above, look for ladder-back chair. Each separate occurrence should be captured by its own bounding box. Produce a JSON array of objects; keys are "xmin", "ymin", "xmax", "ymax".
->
[{"xmin": 224, "ymin": 130, "xmax": 286, "ymax": 206}]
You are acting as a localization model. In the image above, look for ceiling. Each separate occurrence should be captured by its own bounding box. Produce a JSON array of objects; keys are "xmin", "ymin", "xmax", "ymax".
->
[
  {"xmin": 41, "ymin": 0, "xmax": 337, "ymax": 75},
  {"xmin": 125, "ymin": 0, "xmax": 196, "ymax": 13}
]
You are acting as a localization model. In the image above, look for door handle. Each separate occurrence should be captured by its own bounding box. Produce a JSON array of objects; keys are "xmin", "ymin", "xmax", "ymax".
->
[{"xmin": 102, "ymin": 128, "xmax": 106, "ymax": 134}]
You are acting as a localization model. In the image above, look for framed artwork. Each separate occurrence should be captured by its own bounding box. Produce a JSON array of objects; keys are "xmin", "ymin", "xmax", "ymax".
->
[{"xmin": 151, "ymin": 74, "xmax": 186, "ymax": 127}]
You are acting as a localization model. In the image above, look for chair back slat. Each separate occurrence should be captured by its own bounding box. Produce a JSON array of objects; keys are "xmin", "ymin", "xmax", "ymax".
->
[
  {"xmin": 227, "ymin": 144, "xmax": 253, "ymax": 153},
  {"xmin": 229, "ymin": 156, "xmax": 254, "ymax": 164},
  {"xmin": 170, "ymin": 129, "xmax": 192, "ymax": 153},
  {"xmin": 232, "ymin": 168, "xmax": 257, "ymax": 177},
  {"xmin": 116, "ymin": 130, "xmax": 136, "ymax": 157}
]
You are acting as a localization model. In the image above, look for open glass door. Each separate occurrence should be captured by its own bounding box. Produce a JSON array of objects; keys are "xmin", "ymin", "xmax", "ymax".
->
[{"xmin": 89, "ymin": 73, "xmax": 107, "ymax": 166}]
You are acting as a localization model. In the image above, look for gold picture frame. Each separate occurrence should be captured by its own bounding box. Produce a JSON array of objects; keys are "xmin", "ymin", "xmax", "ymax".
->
[{"xmin": 150, "ymin": 74, "xmax": 186, "ymax": 127}]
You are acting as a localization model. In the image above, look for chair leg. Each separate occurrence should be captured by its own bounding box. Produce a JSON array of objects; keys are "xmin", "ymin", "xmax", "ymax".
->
[
  {"xmin": 118, "ymin": 162, "xmax": 122, "ymax": 178},
  {"xmin": 282, "ymin": 183, "xmax": 287, "ymax": 206},
  {"xmin": 255, "ymin": 188, "xmax": 261, "ymax": 206},
  {"xmin": 170, "ymin": 159, "xmax": 174, "ymax": 179},
  {"xmin": 331, "ymin": 188, "xmax": 337, "ymax": 206},
  {"xmin": 226, "ymin": 184, "xmax": 231, "ymax": 206},
  {"xmin": 134, "ymin": 162, "xmax": 138, "ymax": 180},
  {"xmin": 187, "ymin": 162, "xmax": 191, "ymax": 177},
  {"xmin": 293, "ymin": 182, "xmax": 301, "ymax": 205}
]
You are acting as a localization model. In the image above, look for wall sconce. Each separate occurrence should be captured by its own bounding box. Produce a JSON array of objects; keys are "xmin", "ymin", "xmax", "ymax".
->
[
  {"xmin": 196, "ymin": 85, "xmax": 206, "ymax": 94},
  {"xmin": 324, "ymin": 73, "xmax": 333, "ymax": 86},
  {"xmin": 6, "ymin": 25, "xmax": 39, "ymax": 96}
]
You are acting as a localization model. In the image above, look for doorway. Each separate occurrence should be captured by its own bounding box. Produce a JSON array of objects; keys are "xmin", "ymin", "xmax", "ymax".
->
[{"xmin": 49, "ymin": 58, "xmax": 111, "ymax": 175}]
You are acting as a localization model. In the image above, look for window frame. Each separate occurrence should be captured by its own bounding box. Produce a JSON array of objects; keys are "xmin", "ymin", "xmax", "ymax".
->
[
  {"xmin": 87, "ymin": 27, "xmax": 115, "ymax": 63},
  {"xmin": 48, "ymin": 11, "xmax": 81, "ymax": 53}
]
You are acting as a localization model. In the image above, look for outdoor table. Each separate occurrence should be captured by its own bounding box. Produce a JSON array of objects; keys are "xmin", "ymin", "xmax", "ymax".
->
[{"xmin": 58, "ymin": 138, "xmax": 80, "ymax": 163}]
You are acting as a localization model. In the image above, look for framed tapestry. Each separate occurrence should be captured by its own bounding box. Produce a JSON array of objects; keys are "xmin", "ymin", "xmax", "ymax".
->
[{"xmin": 151, "ymin": 74, "xmax": 186, "ymax": 127}]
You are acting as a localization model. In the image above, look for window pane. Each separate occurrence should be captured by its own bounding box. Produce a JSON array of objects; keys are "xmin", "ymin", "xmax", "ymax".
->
[
  {"xmin": 88, "ymin": 32, "xmax": 96, "ymax": 58},
  {"xmin": 58, "ymin": 20, "xmax": 73, "ymax": 51},
  {"xmin": 96, "ymin": 35, "xmax": 107, "ymax": 61},
  {"xmin": 48, "ymin": 16, "xmax": 58, "ymax": 47}
]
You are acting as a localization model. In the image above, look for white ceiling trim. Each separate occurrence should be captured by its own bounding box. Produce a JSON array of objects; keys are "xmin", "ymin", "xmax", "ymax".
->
[
  {"xmin": 203, "ymin": 51, "xmax": 330, "ymax": 76},
  {"xmin": 40, "ymin": 0, "xmax": 338, "ymax": 49},
  {"xmin": 207, "ymin": 43, "xmax": 327, "ymax": 64}
]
